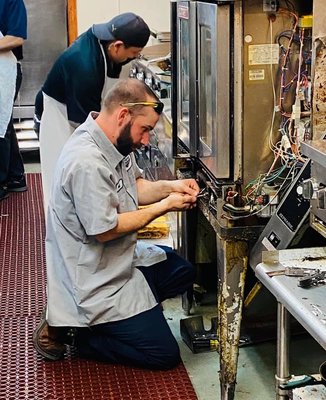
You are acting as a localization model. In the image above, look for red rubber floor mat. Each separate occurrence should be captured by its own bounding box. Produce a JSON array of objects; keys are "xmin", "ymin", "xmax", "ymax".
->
[{"xmin": 0, "ymin": 174, "xmax": 198, "ymax": 400}]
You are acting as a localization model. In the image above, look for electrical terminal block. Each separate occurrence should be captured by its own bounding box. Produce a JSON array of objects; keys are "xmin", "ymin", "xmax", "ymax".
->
[
  {"xmin": 296, "ymin": 120, "xmax": 306, "ymax": 143},
  {"xmin": 297, "ymin": 90, "xmax": 305, "ymax": 101},
  {"xmin": 291, "ymin": 99, "xmax": 301, "ymax": 125},
  {"xmin": 281, "ymin": 135, "xmax": 291, "ymax": 152}
]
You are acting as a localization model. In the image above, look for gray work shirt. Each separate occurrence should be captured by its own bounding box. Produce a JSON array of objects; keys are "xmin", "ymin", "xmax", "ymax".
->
[{"xmin": 46, "ymin": 112, "xmax": 166, "ymax": 327}]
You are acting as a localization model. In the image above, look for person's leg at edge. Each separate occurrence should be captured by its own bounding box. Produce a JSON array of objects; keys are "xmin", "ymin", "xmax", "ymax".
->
[
  {"xmin": 0, "ymin": 126, "xmax": 11, "ymax": 200},
  {"xmin": 6, "ymin": 63, "xmax": 26, "ymax": 191},
  {"xmin": 0, "ymin": 63, "xmax": 26, "ymax": 199}
]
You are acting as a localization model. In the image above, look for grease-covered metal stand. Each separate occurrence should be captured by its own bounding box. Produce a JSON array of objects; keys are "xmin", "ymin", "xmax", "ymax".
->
[
  {"xmin": 217, "ymin": 237, "xmax": 248, "ymax": 400},
  {"xmin": 194, "ymin": 193, "xmax": 262, "ymax": 400}
]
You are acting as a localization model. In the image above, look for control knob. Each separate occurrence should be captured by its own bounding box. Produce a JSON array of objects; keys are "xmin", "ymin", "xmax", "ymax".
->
[{"xmin": 297, "ymin": 178, "xmax": 319, "ymax": 199}]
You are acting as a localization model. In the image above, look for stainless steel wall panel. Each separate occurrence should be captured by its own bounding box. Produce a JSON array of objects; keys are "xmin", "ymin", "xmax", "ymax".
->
[{"xmin": 15, "ymin": 0, "xmax": 68, "ymax": 116}]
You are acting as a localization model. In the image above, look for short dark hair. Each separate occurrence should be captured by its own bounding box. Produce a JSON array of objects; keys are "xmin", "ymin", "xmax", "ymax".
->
[
  {"xmin": 102, "ymin": 78, "xmax": 159, "ymax": 114},
  {"xmin": 106, "ymin": 40, "xmax": 134, "ymax": 49}
]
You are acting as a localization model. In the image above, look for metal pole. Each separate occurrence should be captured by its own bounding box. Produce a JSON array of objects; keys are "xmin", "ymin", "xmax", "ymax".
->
[
  {"xmin": 276, "ymin": 302, "xmax": 290, "ymax": 400},
  {"xmin": 218, "ymin": 238, "xmax": 248, "ymax": 400}
]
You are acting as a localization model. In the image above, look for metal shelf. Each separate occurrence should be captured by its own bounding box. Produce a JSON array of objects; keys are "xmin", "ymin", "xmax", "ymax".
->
[{"xmin": 14, "ymin": 119, "xmax": 39, "ymax": 153}]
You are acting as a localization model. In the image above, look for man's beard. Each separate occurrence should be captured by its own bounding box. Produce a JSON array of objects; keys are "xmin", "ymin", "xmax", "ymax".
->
[{"xmin": 116, "ymin": 121, "xmax": 135, "ymax": 156}]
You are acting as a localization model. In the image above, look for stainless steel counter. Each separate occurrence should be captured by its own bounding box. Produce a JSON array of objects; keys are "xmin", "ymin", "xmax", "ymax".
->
[
  {"xmin": 256, "ymin": 247, "xmax": 326, "ymax": 399},
  {"xmin": 256, "ymin": 247, "xmax": 326, "ymax": 348}
]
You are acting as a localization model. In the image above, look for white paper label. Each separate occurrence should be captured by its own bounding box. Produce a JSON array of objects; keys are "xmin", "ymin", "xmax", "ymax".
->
[
  {"xmin": 249, "ymin": 69, "xmax": 265, "ymax": 81},
  {"xmin": 262, "ymin": 237, "xmax": 276, "ymax": 251},
  {"xmin": 248, "ymin": 44, "xmax": 279, "ymax": 65}
]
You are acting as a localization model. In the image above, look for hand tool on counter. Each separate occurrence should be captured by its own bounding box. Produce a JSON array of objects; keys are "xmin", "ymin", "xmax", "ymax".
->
[
  {"xmin": 297, "ymin": 270, "xmax": 326, "ymax": 288},
  {"xmin": 266, "ymin": 266, "xmax": 326, "ymax": 288},
  {"xmin": 266, "ymin": 267, "xmax": 320, "ymax": 277}
]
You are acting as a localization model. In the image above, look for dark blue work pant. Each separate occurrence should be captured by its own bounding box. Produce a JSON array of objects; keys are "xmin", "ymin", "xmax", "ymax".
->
[
  {"xmin": 0, "ymin": 63, "xmax": 25, "ymax": 187},
  {"xmin": 76, "ymin": 246, "xmax": 195, "ymax": 370}
]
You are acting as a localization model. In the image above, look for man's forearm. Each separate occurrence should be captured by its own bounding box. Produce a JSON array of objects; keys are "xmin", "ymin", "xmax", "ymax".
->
[
  {"xmin": 0, "ymin": 35, "xmax": 24, "ymax": 52},
  {"xmin": 137, "ymin": 178, "xmax": 200, "ymax": 205},
  {"xmin": 95, "ymin": 201, "xmax": 169, "ymax": 242},
  {"xmin": 136, "ymin": 179, "xmax": 173, "ymax": 205}
]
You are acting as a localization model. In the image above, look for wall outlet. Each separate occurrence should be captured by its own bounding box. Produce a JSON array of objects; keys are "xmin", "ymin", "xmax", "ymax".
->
[{"xmin": 263, "ymin": 0, "xmax": 279, "ymax": 12}]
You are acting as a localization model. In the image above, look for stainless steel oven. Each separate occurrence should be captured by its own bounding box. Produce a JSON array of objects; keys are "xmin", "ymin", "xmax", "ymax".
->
[{"xmin": 170, "ymin": 1, "xmax": 318, "ymax": 399}]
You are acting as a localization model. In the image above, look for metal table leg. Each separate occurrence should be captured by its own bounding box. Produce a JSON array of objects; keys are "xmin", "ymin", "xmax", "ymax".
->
[
  {"xmin": 179, "ymin": 209, "xmax": 197, "ymax": 315},
  {"xmin": 276, "ymin": 302, "xmax": 290, "ymax": 400},
  {"xmin": 217, "ymin": 237, "xmax": 248, "ymax": 400}
]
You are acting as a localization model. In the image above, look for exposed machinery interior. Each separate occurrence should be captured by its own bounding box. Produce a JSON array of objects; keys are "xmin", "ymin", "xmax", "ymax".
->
[
  {"xmin": 5, "ymin": 0, "xmax": 326, "ymax": 399},
  {"xmin": 128, "ymin": 0, "xmax": 326, "ymax": 399}
]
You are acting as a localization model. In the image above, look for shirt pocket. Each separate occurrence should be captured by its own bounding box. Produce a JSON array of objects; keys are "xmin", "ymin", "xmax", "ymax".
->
[{"xmin": 116, "ymin": 184, "xmax": 128, "ymax": 213}]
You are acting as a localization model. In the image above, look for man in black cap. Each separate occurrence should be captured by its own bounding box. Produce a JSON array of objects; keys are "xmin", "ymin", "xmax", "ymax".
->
[{"xmin": 35, "ymin": 12, "xmax": 150, "ymax": 210}]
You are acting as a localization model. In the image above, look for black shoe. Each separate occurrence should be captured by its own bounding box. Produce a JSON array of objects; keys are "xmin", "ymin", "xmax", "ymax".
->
[
  {"xmin": 6, "ymin": 177, "xmax": 27, "ymax": 192},
  {"xmin": 0, "ymin": 187, "xmax": 9, "ymax": 201}
]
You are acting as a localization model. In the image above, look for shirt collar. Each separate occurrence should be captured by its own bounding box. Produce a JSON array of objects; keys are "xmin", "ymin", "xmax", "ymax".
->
[{"xmin": 84, "ymin": 112, "xmax": 124, "ymax": 168}]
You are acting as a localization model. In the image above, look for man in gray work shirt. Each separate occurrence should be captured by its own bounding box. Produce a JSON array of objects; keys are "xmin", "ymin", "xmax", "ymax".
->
[{"xmin": 33, "ymin": 78, "xmax": 200, "ymax": 369}]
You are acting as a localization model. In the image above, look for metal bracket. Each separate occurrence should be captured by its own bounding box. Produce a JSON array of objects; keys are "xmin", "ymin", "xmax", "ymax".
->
[{"xmin": 263, "ymin": 0, "xmax": 279, "ymax": 13}]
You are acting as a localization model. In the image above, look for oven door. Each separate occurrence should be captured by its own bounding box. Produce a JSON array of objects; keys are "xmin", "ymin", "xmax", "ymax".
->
[
  {"xmin": 172, "ymin": 1, "xmax": 195, "ymax": 155},
  {"xmin": 195, "ymin": 1, "xmax": 232, "ymax": 179}
]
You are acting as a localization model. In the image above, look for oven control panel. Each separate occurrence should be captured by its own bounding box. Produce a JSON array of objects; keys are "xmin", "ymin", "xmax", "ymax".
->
[{"xmin": 129, "ymin": 59, "xmax": 171, "ymax": 99}]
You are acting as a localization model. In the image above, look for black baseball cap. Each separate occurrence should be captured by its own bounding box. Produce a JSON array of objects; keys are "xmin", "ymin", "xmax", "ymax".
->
[{"xmin": 92, "ymin": 12, "xmax": 150, "ymax": 48}]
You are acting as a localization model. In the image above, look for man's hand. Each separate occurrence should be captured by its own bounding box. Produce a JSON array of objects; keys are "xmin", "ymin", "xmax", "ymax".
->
[
  {"xmin": 97, "ymin": 179, "xmax": 199, "ymax": 243},
  {"xmin": 137, "ymin": 177, "xmax": 200, "ymax": 205},
  {"xmin": 169, "ymin": 179, "xmax": 200, "ymax": 197},
  {"xmin": 160, "ymin": 192, "xmax": 197, "ymax": 211}
]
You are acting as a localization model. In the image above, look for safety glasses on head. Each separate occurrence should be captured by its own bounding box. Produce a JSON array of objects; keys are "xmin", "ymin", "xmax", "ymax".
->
[{"xmin": 120, "ymin": 101, "xmax": 164, "ymax": 115}]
